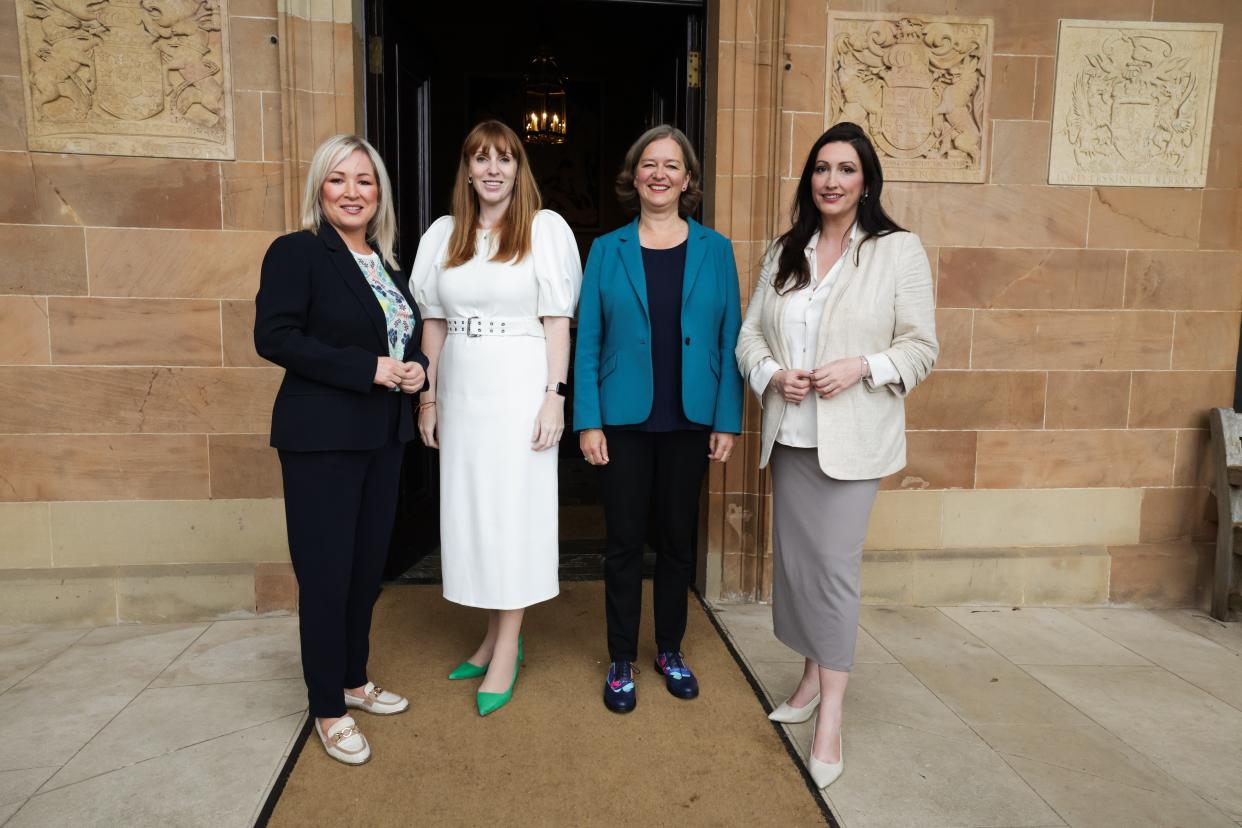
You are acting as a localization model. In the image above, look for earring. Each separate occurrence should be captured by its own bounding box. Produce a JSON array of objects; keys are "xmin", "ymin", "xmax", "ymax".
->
[
  {"xmin": 468, "ymin": 176, "xmax": 473, "ymax": 184},
  {"xmin": 861, "ymin": 191, "xmax": 868, "ymax": 201}
]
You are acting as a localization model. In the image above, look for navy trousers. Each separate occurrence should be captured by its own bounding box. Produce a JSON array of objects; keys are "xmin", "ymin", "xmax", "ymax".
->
[
  {"xmin": 599, "ymin": 428, "xmax": 710, "ymax": 662},
  {"xmin": 278, "ymin": 428, "xmax": 404, "ymax": 718}
]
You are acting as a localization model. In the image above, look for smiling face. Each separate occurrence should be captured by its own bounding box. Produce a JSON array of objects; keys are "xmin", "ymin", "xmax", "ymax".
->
[
  {"xmin": 468, "ymin": 142, "xmax": 516, "ymax": 211},
  {"xmin": 810, "ymin": 140, "xmax": 865, "ymax": 224},
  {"xmin": 634, "ymin": 137, "xmax": 689, "ymax": 215},
  {"xmin": 320, "ymin": 148, "xmax": 378, "ymax": 239}
]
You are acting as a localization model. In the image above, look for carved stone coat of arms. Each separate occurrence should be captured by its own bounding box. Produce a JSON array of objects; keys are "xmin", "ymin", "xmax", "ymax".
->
[
  {"xmin": 826, "ymin": 12, "xmax": 993, "ymax": 183},
  {"xmin": 14, "ymin": 0, "xmax": 234, "ymax": 159},
  {"xmin": 1049, "ymin": 20, "xmax": 1222, "ymax": 188}
]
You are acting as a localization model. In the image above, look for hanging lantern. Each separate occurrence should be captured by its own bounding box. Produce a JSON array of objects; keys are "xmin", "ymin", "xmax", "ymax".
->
[{"xmin": 523, "ymin": 51, "xmax": 567, "ymax": 144}]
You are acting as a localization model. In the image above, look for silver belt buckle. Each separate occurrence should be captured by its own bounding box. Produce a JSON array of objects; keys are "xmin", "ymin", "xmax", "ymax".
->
[{"xmin": 466, "ymin": 316, "xmax": 482, "ymax": 337}]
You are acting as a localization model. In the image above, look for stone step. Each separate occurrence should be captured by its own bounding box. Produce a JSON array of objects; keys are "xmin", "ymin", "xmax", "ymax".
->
[
  {"xmin": 860, "ymin": 543, "xmax": 1211, "ymax": 608},
  {"xmin": 0, "ymin": 541, "xmax": 1212, "ymax": 627}
]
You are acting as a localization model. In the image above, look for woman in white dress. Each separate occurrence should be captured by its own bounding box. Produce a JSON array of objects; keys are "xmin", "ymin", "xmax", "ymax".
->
[{"xmin": 412, "ymin": 120, "xmax": 582, "ymax": 716}]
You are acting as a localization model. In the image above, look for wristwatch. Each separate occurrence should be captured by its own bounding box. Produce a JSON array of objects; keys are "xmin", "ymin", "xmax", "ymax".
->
[{"xmin": 546, "ymin": 382, "xmax": 568, "ymax": 396}]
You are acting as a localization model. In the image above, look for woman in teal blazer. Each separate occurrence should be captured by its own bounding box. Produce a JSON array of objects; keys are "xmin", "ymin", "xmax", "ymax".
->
[{"xmin": 574, "ymin": 125, "xmax": 743, "ymax": 714}]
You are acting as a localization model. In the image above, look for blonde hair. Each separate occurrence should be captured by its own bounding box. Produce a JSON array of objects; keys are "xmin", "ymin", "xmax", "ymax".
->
[
  {"xmin": 444, "ymin": 120, "xmax": 542, "ymax": 269},
  {"xmin": 301, "ymin": 134, "xmax": 398, "ymax": 270}
]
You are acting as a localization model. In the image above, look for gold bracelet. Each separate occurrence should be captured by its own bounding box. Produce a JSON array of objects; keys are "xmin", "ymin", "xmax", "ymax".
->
[{"xmin": 417, "ymin": 400, "xmax": 436, "ymax": 411}]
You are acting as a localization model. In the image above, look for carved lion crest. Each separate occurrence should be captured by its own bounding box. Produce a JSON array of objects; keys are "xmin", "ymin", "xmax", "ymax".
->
[
  {"xmin": 14, "ymin": 0, "xmax": 234, "ymax": 159},
  {"xmin": 827, "ymin": 13, "xmax": 993, "ymax": 183}
]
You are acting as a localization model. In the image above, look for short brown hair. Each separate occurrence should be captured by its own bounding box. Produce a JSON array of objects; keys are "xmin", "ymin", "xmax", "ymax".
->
[{"xmin": 615, "ymin": 125, "xmax": 703, "ymax": 217}]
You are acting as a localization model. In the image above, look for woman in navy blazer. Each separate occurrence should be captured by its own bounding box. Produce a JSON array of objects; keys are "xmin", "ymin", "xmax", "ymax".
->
[
  {"xmin": 574, "ymin": 125, "xmax": 743, "ymax": 713},
  {"xmin": 255, "ymin": 134, "xmax": 428, "ymax": 765}
]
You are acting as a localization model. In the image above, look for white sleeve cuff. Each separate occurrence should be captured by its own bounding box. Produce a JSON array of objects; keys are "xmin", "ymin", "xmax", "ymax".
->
[
  {"xmin": 866, "ymin": 353, "xmax": 901, "ymax": 387},
  {"xmin": 749, "ymin": 358, "xmax": 780, "ymax": 399}
]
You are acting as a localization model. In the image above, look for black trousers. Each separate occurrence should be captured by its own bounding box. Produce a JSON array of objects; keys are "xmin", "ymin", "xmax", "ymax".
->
[
  {"xmin": 278, "ymin": 433, "xmax": 404, "ymax": 718},
  {"xmin": 600, "ymin": 428, "xmax": 710, "ymax": 662}
]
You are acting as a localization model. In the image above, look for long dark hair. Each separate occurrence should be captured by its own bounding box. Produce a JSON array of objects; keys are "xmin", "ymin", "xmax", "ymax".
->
[{"xmin": 772, "ymin": 122, "xmax": 905, "ymax": 294}]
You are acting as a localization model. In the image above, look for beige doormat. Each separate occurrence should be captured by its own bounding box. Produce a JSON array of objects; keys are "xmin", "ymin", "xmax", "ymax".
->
[{"xmin": 261, "ymin": 581, "xmax": 831, "ymax": 826}]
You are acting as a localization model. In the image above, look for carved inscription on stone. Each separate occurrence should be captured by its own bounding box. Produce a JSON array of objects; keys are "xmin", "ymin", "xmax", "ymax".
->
[
  {"xmin": 826, "ymin": 12, "xmax": 993, "ymax": 183},
  {"xmin": 15, "ymin": 0, "xmax": 234, "ymax": 159},
  {"xmin": 1049, "ymin": 20, "xmax": 1222, "ymax": 188}
]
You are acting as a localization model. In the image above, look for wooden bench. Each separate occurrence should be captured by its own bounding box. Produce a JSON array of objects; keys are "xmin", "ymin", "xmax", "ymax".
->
[{"xmin": 1210, "ymin": 407, "xmax": 1242, "ymax": 620}]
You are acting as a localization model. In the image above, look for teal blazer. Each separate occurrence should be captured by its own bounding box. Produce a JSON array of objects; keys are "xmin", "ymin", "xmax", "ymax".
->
[{"xmin": 574, "ymin": 217, "xmax": 743, "ymax": 433}]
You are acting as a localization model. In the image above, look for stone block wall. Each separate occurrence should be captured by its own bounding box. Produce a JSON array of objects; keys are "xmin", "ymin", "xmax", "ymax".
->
[
  {"xmin": 0, "ymin": 0, "xmax": 1237, "ymax": 623},
  {"xmin": 706, "ymin": 0, "xmax": 1240, "ymax": 605},
  {"xmin": 0, "ymin": 0, "xmax": 356, "ymax": 625}
]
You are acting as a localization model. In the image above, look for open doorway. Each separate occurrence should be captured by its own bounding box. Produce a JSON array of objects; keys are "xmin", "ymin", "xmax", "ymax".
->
[{"xmin": 365, "ymin": 0, "xmax": 708, "ymax": 579}]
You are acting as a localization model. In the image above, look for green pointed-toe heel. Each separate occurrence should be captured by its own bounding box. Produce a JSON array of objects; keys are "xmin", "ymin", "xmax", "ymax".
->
[
  {"xmin": 448, "ymin": 660, "xmax": 487, "ymax": 680},
  {"xmin": 476, "ymin": 662, "xmax": 519, "ymax": 716},
  {"xmin": 475, "ymin": 637, "xmax": 524, "ymax": 716},
  {"xmin": 449, "ymin": 636, "xmax": 522, "ymax": 681}
]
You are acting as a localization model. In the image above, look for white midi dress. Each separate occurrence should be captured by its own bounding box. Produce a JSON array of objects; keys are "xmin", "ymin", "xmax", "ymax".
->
[{"xmin": 411, "ymin": 210, "xmax": 582, "ymax": 609}]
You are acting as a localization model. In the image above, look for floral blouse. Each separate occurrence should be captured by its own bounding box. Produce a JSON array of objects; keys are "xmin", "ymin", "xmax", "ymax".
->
[{"xmin": 352, "ymin": 251, "xmax": 414, "ymax": 361}]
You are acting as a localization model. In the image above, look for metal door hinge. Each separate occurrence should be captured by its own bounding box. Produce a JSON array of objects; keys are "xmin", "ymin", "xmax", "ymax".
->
[
  {"xmin": 687, "ymin": 50, "xmax": 701, "ymax": 89},
  {"xmin": 368, "ymin": 36, "xmax": 383, "ymax": 75}
]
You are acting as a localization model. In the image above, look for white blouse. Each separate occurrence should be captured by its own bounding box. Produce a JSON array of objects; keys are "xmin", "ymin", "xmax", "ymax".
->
[
  {"xmin": 409, "ymin": 209, "xmax": 580, "ymax": 322},
  {"xmin": 748, "ymin": 224, "xmax": 900, "ymax": 448}
]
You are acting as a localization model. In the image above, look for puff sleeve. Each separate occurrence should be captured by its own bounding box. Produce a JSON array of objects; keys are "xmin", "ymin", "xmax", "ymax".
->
[
  {"xmin": 410, "ymin": 215, "xmax": 454, "ymax": 319},
  {"xmin": 531, "ymin": 210, "xmax": 583, "ymax": 318}
]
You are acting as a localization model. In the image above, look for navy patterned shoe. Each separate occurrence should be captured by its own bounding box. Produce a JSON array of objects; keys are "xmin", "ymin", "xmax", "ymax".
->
[
  {"xmin": 603, "ymin": 660, "xmax": 637, "ymax": 714},
  {"xmin": 655, "ymin": 651, "xmax": 699, "ymax": 700}
]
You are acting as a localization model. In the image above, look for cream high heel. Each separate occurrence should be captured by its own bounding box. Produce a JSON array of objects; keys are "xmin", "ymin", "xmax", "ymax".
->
[
  {"xmin": 768, "ymin": 693, "xmax": 820, "ymax": 724},
  {"xmin": 808, "ymin": 732, "xmax": 843, "ymax": 789}
]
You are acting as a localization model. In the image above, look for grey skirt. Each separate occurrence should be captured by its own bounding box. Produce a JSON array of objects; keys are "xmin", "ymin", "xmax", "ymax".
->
[{"xmin": 770, "ymin": 443, "xmax": 880, "ymax": 672}]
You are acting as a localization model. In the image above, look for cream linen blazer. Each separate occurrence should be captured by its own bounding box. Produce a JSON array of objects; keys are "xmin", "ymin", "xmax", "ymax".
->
[{"xmin": 735, "ymin": 230, "xmax": 938, "ymax": 479}]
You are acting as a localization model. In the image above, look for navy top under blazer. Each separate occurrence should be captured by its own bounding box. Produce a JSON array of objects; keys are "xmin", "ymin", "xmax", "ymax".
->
[
  {"xmin": 574, "ymin": 217, "xmax": 743, "ymax": 434},
  {"xmin": 627, "ymin": 240, "xmax": 703, "ymax": 432},
  {"xmin": 254, "ymin": 221, "xmax": 429, "ymax": 452}
]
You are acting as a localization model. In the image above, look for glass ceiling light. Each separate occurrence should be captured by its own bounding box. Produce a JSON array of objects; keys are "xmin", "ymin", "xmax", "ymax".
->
[{"xmin": 524, "ymin": 51, "xmax": 567, "ymax": 144}]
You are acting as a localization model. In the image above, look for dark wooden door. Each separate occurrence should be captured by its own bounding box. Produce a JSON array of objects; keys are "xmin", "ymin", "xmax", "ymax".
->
[
  {"xmin": 364, "ymin": 1, "xmax": 439, "ymax": 579},
  {"xmin": 363, "ymin": 0, "xmax": 708, "ymax": 579}
]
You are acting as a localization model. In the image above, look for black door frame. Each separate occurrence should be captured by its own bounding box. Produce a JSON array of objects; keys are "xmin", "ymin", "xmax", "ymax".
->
[
  {"xmin": 364, "ymin": 0, "xmax": 438, "ymax": 578},
  {"xmin": 363, "ymin": 0, "xmax": 710, "ymax": 578}
]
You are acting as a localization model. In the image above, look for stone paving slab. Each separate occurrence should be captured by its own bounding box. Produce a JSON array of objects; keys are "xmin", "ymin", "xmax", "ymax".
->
[
  {"xmin": 7, "ymin": 715, "xmax": 304, "ymax": 828},
  {"xmin": 149, "ymin": 617, "xmax": 300, "ymax": 688},
  {"xmin": 1027, "ymin": 665, "xmax": 1242, "ymax": 820},
  {"xmin": 0, "ymin": 624, "xmax": 207, "ymax": 772},
  {"xmin": 46, "ymin": 678, "xmax": 306, "ymax": 790},
  {"xmin": 1066, "ymin": 608, "xmax": 1242, "ymax": 710},
  {"xmin": 2, "ymin": 605, "xmax": 1239, "ymax": 827},
  {"xmin": 0, "ymin": 629, "xmax": 90, "ymax": 695},
  {"xmin": 713, "ymin": 602, "xmax": 1242, "ymax": 828},
  {"xmin": 0, "ymin": 618, "xmax": 302, "ymax": 827}
]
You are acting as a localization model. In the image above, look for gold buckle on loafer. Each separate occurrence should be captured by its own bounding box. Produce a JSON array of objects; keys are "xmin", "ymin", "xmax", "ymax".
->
[{"xmin": 330, "ymin": 725, "xmax": 360, "ymax": 746}]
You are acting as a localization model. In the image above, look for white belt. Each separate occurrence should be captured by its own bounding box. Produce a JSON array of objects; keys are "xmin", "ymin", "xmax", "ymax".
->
[{"xmin": 445, "ymin": 316, "xmax": 544, "ymax": 338}]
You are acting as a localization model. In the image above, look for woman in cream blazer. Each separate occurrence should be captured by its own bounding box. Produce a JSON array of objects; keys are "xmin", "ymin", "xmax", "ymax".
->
[{"xmin": 735, "ymin": 122, "xmax": 936, "ymax": 788}]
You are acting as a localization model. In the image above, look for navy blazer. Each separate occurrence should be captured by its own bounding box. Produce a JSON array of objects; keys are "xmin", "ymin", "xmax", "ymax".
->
[
  {"xmin": 574, "ymin": 217, "xmax": 743, "ymax": 433},
  {"xmin": 254, "ymin": 222, "xmax": 429, "ymax": 451}
]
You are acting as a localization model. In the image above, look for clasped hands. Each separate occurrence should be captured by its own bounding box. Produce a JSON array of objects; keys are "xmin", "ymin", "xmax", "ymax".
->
[
  {"xmin": 374, "ymin": 357, "xmax": 426, "ymax": 394},
  {"xmin": 771, "ymin": 357, "xmax": 865, "ymax": 404}
]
